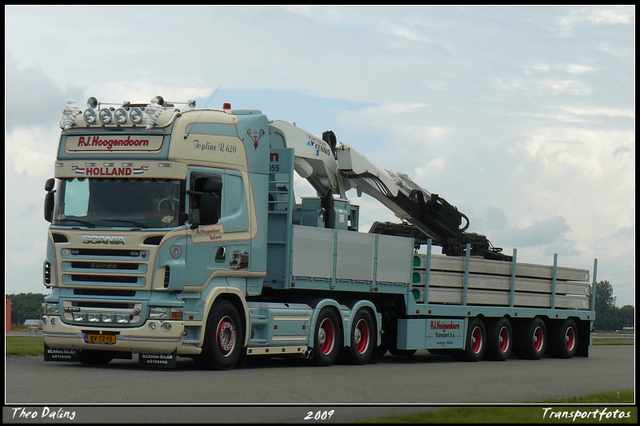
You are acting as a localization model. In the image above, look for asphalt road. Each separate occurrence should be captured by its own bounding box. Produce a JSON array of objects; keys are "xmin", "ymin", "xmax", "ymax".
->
[{"xmin": 4, "ymin": 345, "xmax": 634, "ymax": 423}]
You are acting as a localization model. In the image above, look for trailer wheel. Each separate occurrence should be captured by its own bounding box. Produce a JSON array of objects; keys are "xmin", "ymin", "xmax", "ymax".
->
[
  {"xmin": 514, "ymin": 318, "xmax": 546, "ymax": 360},
  {"xmin": 485, "ymin": 317, "xmax": 512, "ymax": 361},
  {"xmin": 313, "ymin": 308, "xmax": 342, "ymax": 366},
  {"xmin": 197, "ymin": 300, "xmax": 243, "ymax": 370},
  {"xmin": 549, "ymin": 319, "xmax": 578, "ymax": 359},
  {"xmin": 347, "ymin": 309, "xmax": 375, "ymax": 365},
  {"xmin": 78, "ymin": 350, "xmax": 114, "ymax": 365},
  {"xmin": 454, "ymin": 317, "xmax": 485, "ymax": 362}
]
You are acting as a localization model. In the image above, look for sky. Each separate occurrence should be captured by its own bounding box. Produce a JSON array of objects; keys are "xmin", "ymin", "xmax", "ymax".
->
[{"xmin": 5, "ymin": 5, "xmax": 635, "ymax": 307}]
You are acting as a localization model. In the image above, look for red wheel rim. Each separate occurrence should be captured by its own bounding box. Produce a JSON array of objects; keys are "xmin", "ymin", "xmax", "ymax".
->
[
  {"xmin": 318, "ymin": 318, "xmax": 335, "ymax": 355},
  {"xmin": 217, "ymin": 316, "xmax": 236, "ymax": 357},
  {"xmin": 471, "ymin": 326, "xmax": 483, "ymax": 354},
  {"xmin": 533, "ymin": 326, "xmax": 544, "ymax": 352},
  {"xmin": 565, "ymin": 326, "xmax": 576, "ymax": 351},
  {"xmin": 354, "ymin": 319, "xmax": 370, "ymax": 355},
  {"xmin": 498, "ymin": 326, "xmax": 509, "ymax": 353}
]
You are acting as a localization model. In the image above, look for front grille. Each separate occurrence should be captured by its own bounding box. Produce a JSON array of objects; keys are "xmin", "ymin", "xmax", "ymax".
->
[
  {"xmin": 71, "ymin": 275, "xmax": 139, "ymax": 283},
  {"xmin": 70, "ymin": 261, "xmax": 139, "ymax": 270},
  {"xmin": 69, "ymin": 248, "xmax": 142, "ymax": 257},
  {"xmin": 74, "ymin": 289, "xmax": 136, "ymax": 297},
  {"xmin": 60, "ymin": 246, "xmax": 150, "ymax": 289}
]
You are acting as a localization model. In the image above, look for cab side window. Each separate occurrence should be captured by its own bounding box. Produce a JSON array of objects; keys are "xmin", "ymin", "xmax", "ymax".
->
[{"xmin": 189, "ymin": 174, "xmax": 222, "ymax": 226}]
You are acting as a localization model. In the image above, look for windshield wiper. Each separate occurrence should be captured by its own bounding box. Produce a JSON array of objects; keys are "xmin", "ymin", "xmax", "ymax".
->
[
  {"xmin": 99, "ymin": 219, "xmax": 149, "ymax": 229},
  {"xmin": 56, "ymin": 218, "xmax": 96, "ymax": 228}
]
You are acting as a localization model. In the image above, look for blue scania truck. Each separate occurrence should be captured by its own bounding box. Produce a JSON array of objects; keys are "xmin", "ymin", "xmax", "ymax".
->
[{"xmin": 41, "ymin": 96, "xmax": 596, "ymax": 369}]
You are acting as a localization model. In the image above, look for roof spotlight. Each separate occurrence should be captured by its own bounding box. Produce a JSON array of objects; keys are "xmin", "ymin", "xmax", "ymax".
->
[
  {"xmin": 130, "ymin": 107, "xmax": 144, "ymax": 124},
  {"xmin": 99, "ymin": 108, "xmax": 113, "ymax": 124},
  {"xmin": 84, "ymin": 108, "xmax": 97, "ymax": 124},
  {"xmin": 114, "ymin": 108, "xmax": 128, "ymax": 124}
]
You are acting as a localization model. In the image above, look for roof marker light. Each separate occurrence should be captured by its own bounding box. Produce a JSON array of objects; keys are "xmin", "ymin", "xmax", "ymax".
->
[{"xmin": 223, "ymin": 103, "xmax": 232, "ymax": 110}]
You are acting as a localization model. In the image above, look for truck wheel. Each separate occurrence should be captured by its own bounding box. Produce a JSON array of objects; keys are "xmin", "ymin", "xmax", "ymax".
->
[
  {"xmin": 485, "ymin": 317, "xmax": 512, "ymax": 361},
  {"xmin": 454, "ymin": 317, "xmax": 485, "ymax": 362},
  {"xmin": 313, "ymin": 308, "xmax": 342, "ymax": 367},
  {"xmin": 198, "ymin": 300, "xmax": 243, "ymax": 370},
  {"xmin": 515, "ymin": 317, "xmax": 546, "ymax": 360},
  {"xmin": 347, "ymin": 309, "xmax": 375, "ymax": 365},
  {"xmin": 78, "ymin": 350, "xmax": 114, "ymax": 365},
  {"xmin": 549, "ymin": 319, "xmax": 578, "ymax": 358}
]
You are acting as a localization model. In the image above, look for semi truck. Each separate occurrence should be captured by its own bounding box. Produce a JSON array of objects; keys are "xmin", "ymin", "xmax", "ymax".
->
[{"xmin": 41, "ymin": 96, "xmax": 597, "ymax": 369}]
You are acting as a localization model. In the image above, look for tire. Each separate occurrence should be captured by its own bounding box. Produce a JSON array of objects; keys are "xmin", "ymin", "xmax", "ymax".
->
[
  {"xmin": 515, "ymin": 318, "xmax": 547, "ymax": 360},
  {"xmin": 454, "ymin": 317, "xmax": 485, "ymax": 362},
  {"xmin": 78, "ymin": 350, "xmax": 114, "ymax": 365},
  {"xmin": 346, "ymin": 309, "xmax": 375, "ymax": 365},
  {"xmin": 549, "ymin": 319, "xmax": 578, "ymax": 359},
  {"xmin": 312, "ymin": 307, "xmax": 342, "ymax": 367},
  {"xmin": 197, "ymin": 300, "xmax": 243, "ymax": 370},
  {"xmin": 485, "ymin": 317, "xmax": 513, "ymax": 361}
]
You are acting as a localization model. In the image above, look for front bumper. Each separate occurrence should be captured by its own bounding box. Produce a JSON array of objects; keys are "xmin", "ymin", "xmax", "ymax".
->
[{"xmin": 43, "ymin": 315, "xmax": 184, "ymax": 355}]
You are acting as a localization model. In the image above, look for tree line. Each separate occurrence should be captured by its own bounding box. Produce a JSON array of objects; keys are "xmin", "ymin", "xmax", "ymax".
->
[
  {"xmin": 6, "ymin": 281, "xmax": 633, "ymax": 330},
  {"xmin": 594, "ymin": 280, "xmax": 634, "ymax": 331},
  {"xmin": 7, "ymin": 292, "xmax": 45, "ymax": 325}
]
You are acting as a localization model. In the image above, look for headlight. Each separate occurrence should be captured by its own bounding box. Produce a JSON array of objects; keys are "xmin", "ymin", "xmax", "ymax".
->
[
  {"xmin": 73, "ymin": 312, "xmax": 87, "ymax": 322},
  {"xmin": 116, "ymin": 314, "xmax": 131, "ymax": 324},
  {"xmin": 149, "ymin": 307, "xmax": 183, "ymax": 320},
  {"xmin": 44, "ymin": 303, "xmax": 59, "ymax": 316}
]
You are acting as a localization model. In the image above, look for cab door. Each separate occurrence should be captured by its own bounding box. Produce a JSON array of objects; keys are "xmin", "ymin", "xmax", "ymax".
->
[{"xmin": 185, "ymin": 167, "xmax": 251, "ymax": 291}]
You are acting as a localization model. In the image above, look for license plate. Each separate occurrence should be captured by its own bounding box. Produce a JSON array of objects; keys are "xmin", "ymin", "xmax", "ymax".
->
[{"xmin": 85, "ymin": 333, "xmax": 116, "ymax": 344}]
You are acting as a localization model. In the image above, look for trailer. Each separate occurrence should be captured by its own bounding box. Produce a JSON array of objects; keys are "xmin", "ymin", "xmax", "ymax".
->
[{"xmin": 41, "ymin": 97, "xmax": 596, "ymax": 369}]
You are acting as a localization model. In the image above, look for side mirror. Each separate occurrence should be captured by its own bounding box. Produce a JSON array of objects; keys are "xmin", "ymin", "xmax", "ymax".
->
[{"xmin": 44, "ymin": 178, "xmax": 55, "ymax": 222}]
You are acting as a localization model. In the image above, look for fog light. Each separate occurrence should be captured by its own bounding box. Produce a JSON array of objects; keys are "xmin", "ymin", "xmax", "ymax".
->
[
  {"xmin": 148, "ymin": 322, "xmax": 156, "ymax": 330},
  {"xmin": 50, "ymin": 318, "xmax": 57, "ymax": 326},
  {"xmin": 161, "ymin": 322, "xmax": 172, "ymax": 332}
]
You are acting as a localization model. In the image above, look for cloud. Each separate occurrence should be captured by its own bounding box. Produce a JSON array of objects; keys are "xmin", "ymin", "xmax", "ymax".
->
[{"xmin": 5, "ymin": 54, "xmax": 81, "ymax": 132}]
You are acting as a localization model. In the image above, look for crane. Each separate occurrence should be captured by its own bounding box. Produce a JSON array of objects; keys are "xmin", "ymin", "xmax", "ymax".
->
[{"xmin": 269, "ymin": 120, "xmax": 510, "ymax": 261}]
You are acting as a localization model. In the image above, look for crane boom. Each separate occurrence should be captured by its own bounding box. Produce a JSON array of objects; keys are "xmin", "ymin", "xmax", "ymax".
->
[{"xmin": 269, "ymin": 120, "xmax": 510, "ymax": 260}]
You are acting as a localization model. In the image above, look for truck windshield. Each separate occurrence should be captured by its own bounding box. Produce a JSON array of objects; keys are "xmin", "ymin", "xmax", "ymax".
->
[{"xmin": 53, "ymin": 178, "xmax": 182, "ymax": 229}]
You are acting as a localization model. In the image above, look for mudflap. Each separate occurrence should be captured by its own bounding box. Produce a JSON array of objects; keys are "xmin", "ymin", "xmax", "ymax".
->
[
  {"xmin": 44, "ymin": 344, "xmax": 79, "ymax": 362},
  {"xmin": 139, "ymin": 350, "xmax": 178, "ymax": 368}
]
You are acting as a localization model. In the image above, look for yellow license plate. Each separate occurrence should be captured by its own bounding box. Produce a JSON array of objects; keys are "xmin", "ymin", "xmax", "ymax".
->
[{"xmin": 85, "ymin": 334, "xmax": 116, "ymax": 344}]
